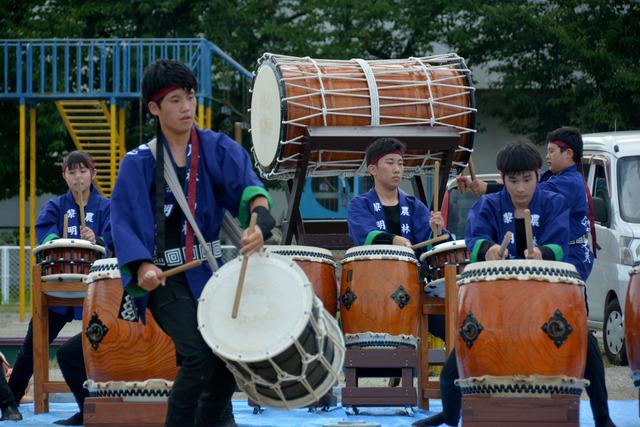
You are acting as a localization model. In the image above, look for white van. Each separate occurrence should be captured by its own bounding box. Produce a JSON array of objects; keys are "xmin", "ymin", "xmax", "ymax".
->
[{"xmin": 582, "ymin": 131, "xmax": 640, "ymax": 365}]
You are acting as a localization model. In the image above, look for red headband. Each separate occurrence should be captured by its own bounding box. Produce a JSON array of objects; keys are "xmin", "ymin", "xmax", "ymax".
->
[
  {"xmin": 150, "ymin": 85, "xmax": 181, "ymax": 103},
  {"xmin": 368, "ymin": 150, "xmax": 403, "ymax": 166},
  {"xmin": 549, "ymin": 140, "xmax": 571, "ymax": 150}
]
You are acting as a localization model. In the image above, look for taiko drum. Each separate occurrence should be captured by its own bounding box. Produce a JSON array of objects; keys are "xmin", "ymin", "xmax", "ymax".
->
[
  {"xmin": 340, "ymin": 245, "xmax": 420, "ymax": 336},
  {"xmin": 82, "ymin": 258, "xmax": 178, "ymax": 382},
  {"xmin": 456, "ymin": 260, "xmax": 587, "ymax": 380},
  {"xmin": 420, "ymin": 239, "xmax": 470, "ymax": 283}
]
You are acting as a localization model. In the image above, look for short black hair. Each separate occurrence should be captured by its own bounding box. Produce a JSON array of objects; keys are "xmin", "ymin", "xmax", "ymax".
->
[
  {"xmin": 496, "ymin": 138, "xmax": 542, "ymax": 176},
  {"xmin": 141, "ymin": 59, "xmax": 198, "ymax": 106},
  {"xmin": 62, "ymin": 151, "xmax": 94, "ymax": 172},
  {"xmin": 365, "ymin": 137, "xmax": 406, "ymax": 166},
  {"xmin": 546, "ymin": 126, "xmax": 583, "ymax": 162}
]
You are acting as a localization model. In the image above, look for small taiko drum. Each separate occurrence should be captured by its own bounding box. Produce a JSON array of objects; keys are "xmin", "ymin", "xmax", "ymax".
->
[
  {"xmin": 82, "ymin": 259, "xmax": 178, "ymax": 383},
  {"xmin": 420, "ymin": 239, "xmax": 469, "ymax": 284},
  {"xmin": 32, "ymin": 238, "xmax": 106, "ymax": 297},
  {"xmin": 624, "ymin": 265, "xmax": 640, "ymax": 389},
  {"xmin": 265, "ymin": 245, "xmax": 337, "ymax": 316},
  {"xmin": 198, "ymin": 253, "xmax": 345, "ymax": 409},
  {"xmin": 455, "ymin": 260, "xmax": 589, "ymax": 397},
  {"xmin": 250, "ymin": 53, "xmax": 476, "ymax": 179},
  {"xmin": 339, "ymin": 245, "xmax": 420, "ymax": 337}
]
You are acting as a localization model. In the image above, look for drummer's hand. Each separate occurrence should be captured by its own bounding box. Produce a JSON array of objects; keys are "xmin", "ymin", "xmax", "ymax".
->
[
  {"xmin": 456, "ymin": 176, "xmax": 472, "ymax": 193},
  {"xmin": 240, "ymin": 225, "xmax": 264, "ymax": 256},
  {"xmin": 80, "ymin": 226, "xmax": 96, "ymax": 244},
  {"xmin": 429, "ymin": 211, "xmax": 443, "ymax": 235},
  {"xmin": 137, "ymin": 262, "xmax": 165, "ymax": 291},
  {"xmin": 469, "ymin": 179, "xmax": 488, "ymax": 197},
  {"xmin": 392, "ymin": 235, "xmax": 412, "ymax": 248},
  {"xmin": 486, "ymin": 244, "xmax": 508, "ymax": 260},
  {"xmin": 524, "ymin": 247, "xmax": 543, "ymax": 260}
]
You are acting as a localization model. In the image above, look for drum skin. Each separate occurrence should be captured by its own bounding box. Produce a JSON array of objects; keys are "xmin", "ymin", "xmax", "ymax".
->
[
  {"xmin": 422, "ymin": 241, "xmax": 470, "ymax": 282},
  {"xmin": 34, "ymin": 239, "xmax": 104, "ymax": 277},
  {"xmin": 340, "ymin": 258, "xmax": 420, "ymax": 336},
  {"xmin": 252, "ymin": 54, "xmax": 475, "ymax": 177},
  {"xmin": 294, "ymin": 260, "xmax": 337, "ymax": 316},
  {"xmin": 82, "ymin": 277, "xmax": 178, "ymax": 382},
  {"xmin": 624, "ymin": 268, "xmax": 640, "ymax": 378},
  {"xmin": 456, "ymin": 278, "xmax": 587, "ymax": 379}
]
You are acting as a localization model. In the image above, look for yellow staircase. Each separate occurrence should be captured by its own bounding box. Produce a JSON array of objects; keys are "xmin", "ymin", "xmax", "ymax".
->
[{"xmin": 55, "ymin": 100, "xmax": 123, "ymax": 197}]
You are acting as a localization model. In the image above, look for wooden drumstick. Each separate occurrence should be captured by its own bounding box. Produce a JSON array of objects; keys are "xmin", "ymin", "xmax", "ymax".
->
[
  {"xmin": 524, "ymin": 209, "xmax": 534, "ymax": 257},
  {"xmin": 433, "ymin": 160, "xmax": 440, "ymax": 237},
  {"xmin": 411, "ymin": 233, "xmax": 449, "ymax": 250},
  {"xmin": 468, "ymin": 157, "xmax": 477, "ymax": 181},
  {"xmin": 498, "ymin": 231, "xmax": 513, "ymax": 258},
  {"xmin": 157, "ymin": 259, "xmax": 203, "ymax": 279},
  {"xmin": 76, "ymin": 178, "xmax": 86, "ymax": 228},
  {"xmin": 231, "ymin": 212, "xmax": 258, "ymax": 319},
  {"xmin": 63, "ymin": 213, "xmax": 68, "ymax": 238}
]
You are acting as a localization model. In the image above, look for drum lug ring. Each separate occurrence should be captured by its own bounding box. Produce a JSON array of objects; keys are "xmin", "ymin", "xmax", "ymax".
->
[
  {"xmin": 390, "ymin": 285, "xmax": 411, "ymax": 309},
  {"xmin": 340, "ymin": 287, "xmax": 357, "ymax": 310},
  {"xmin": 85, "ymin": 312, "xmax": 110, "ymax": 351},
  {"xmin": 541, "ymin": 309, "xmax": 573, "ymax": 348},
  {"xmin": 460, "ymin": 311, "xmax": 484, "ymax": 349}
]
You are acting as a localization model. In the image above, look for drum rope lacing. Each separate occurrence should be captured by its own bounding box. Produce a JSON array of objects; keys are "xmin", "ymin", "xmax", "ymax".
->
[
  {"xmin": 455, "ymin": 375, "xmax": 589, "ymax": 397},
  {"xmin": 353, "ymin": 59, "xmax": 380, "ymax": 126},
  {"xmin": 307, "ymin": 57, "xmax": 329, "ymax": 126}
]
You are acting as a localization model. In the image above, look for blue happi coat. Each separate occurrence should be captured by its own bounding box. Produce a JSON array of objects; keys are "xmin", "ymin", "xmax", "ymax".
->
[
  {"xmin": 111, "ymin": 127, "xmax": 271, "ymax": 322},
  {"xmin": 539, "ymin": 166, "xmax": 594, "ymax": 281},
  {"xmin": 465, "ymin": 187, "xmax": 569, "ymax": 262},
  {"xmin": 35, "ymin": 187, "xmax": 111, "ymax": 319},
  {"xmin": 348, "ymin": 188, "xmax": 440, "ymax": 258}
]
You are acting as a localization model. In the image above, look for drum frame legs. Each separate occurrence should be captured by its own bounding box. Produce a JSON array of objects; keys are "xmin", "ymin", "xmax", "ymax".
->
[
  {"xmin": 418, "ymin": 264, "xmax": 458, "ymax": 410},
  {"xmin": 32, "ymin": 265, "xmax": 84, "ymax": 413}
]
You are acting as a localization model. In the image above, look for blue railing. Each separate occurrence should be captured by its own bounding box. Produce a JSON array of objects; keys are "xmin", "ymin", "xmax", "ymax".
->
[{"xmin": 0, "ymin": 38, "xmax": 252, "ymax": 102}]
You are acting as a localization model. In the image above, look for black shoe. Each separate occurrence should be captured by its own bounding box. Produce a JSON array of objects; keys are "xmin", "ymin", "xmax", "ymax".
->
[
  {"xmin": 0, "ymin": 403, "xmax": 23, "ymax": 421},
  {"xmin": 53, "ymin": 411, "xmax": 84, "ymax": 426},
  {"xmin": 595, "ymin": 415, "xmax": 617, "ymax": 427},
  {"xmin": 413, "ymin": 412, "xmax": 446, "ymax": 426}
]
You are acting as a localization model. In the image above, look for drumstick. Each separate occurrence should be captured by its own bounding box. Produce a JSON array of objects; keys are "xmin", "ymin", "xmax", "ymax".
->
[
  {"xmin": 411, "ymin": 233, "xmax": 449, "ymax": 250},
  {"xmin": 498, "ymin": 231, "xmax": 513, "ymax": 258},
  {"xmin": 468, "ymin": 157, "xmax": 477, "ymax": 181},
  {"xmin": 524, "ymin": 209, "xmax": 534, "ymax": 258},
  {"xmin": 63, "ymin": 213, "xmax": 68, "ymax": 238},
  {"xmin": 76, "ymin": 179, "xmax": 86, "ymax": 228},
  {"xmin": 231, "ymin": 212, "xmax": 258, "ymax": 319},
  {"xmin": 433, "ymin": 160, "xmax": 440, "ymax": 237},
  {"xmin": 157, "ymin": 259, "xmax": 203, "ymax": 279}
]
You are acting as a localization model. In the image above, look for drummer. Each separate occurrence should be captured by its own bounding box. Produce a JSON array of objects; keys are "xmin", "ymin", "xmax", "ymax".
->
[
  {"xmin": 8, "ymin": 150, "xmax": 112, "ymax": 426},
  {"xmin": 455, "ymin": 129, "xmax": 616, "ymax": 427},
  {"xmin": 347, "ymin": 137, "xmax": 449, "ymax": 339},
  {"xmin": 111, "ymin": 59, "xmax": 275, "ymax": 427}
]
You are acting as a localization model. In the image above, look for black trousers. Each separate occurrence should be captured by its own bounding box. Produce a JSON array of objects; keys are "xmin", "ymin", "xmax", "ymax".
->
[
  {"xmin": 439, "ymin": 331, "xmax": 610, "ymax": 425},
  {"xmin": 9, "ymin": 309, "xmax": 71, "ymax": 403},
  {"xmin": 0, "ymin": 364, "xmax": 15, "ymax": 408},
  {"xmin": 149, "ymin": 275, "xmax": 236, "ymax": 427},
  {"xmin": 56, "ymin": 333, "xmax": 88, "ymax": 413}
]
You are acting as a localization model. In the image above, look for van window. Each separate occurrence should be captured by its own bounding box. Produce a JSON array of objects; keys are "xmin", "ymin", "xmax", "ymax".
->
[
  {"xmin": 618, "ymin": 156, "xmax": 640, "ymax": 223},
  {"xmin": 592, "ymin": 163, "xmax": 610, "ymax": 225}
]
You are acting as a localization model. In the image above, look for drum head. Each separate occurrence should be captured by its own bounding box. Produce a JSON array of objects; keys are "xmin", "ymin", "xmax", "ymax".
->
[
  {"xmin": 419, "ymin": 239, "xmax": 467, "ymax": 262},
  {"xmin": 251, "ymin": 64, "xmax": 282, "ymax": 170},
  {"xmin": 32, "ymin": 238, "xmax": 106, "ymax": 256},
  {"xmin": 198, "ymin": 253, "xmax": 313, "ymax": 363}
]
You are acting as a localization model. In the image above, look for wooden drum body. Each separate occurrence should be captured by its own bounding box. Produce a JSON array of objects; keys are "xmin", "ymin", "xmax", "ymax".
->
[
  {"xmin": 624, "ymin": 266, "xmax": 640, "ymax": 389},
  {"xmin": 420, "ymin": 239, "xmax": 469, "ymax": 283},
  {"xmin": 265, "ymin": 245, "xmax": 338, "ymax": 316},
  {"xmin": 340, "ymin": 245, "xmax": 420, "ymax": 337},
  {"xmin": 250, "ymin": 53, "xmax": 476, "ymax": 179},
  {"xmin": 198, "ymin": 253, "xmax": 345, "ymax": 409},
  {"xmin": 82, "ymin": 258, "xmax": 178, "ymax": 383},
  {"xmin": 455, "ymin": 260, "xmax": 589, "ymax": 397},
  {"xmin": 33, "ymin": 239, "xmax": 106, "ymax": 295}
]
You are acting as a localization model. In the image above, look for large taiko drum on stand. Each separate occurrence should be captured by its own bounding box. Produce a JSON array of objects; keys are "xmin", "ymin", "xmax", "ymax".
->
[
  {"xmin": 198, "ymin": 253, "xmax": 345, "ymax": 409},
  {"xmin": 250, "ymin": 53, "xmax": 476, "ymax": 179},
  {"xmin": 33, "ymin": 239, "xmax": 105, "ymax": 297},
  {"xmin": 265, "ymin": 245, "xmax": 338, "ymax": 316},
  {"xmin": 82, "ymin": 258, "xmax": 178, "ymax": 383},
  {"xmin": 339, "ymin": 245, "xmax": 420, "ymax": 337},
  {"xmin": 455, "ymin": 260, "xmax": 589, "ymax": 397},
  {"xmin": 624, "ymin": 265, "xmax": 640, "ymax": 389}
]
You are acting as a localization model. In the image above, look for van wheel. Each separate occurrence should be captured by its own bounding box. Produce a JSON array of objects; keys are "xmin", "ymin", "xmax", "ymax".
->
[{"xmin": 604, "ymin": 299, "xmax": 628, "ymax": 366}]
